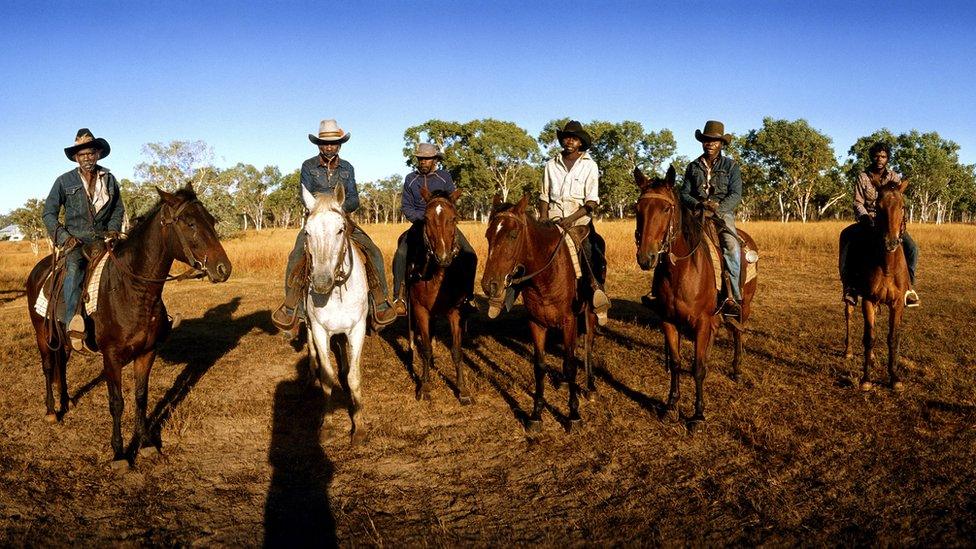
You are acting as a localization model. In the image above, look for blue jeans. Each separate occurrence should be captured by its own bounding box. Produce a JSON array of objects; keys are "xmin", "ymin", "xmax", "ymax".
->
[
  {"xmin": 903, "ymin": 231, "xmax": 918, "ymax": 285},
  {"xmin": 62, "ymin": 246, "xmax": 87, "ymax": 322},
  {"xmin": 718, "ymin": 212, "xmax": 742, "ymax": 301}
]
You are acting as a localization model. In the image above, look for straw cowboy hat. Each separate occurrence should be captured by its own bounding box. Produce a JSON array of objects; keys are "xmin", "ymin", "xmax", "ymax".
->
[
  {"xmin": 64, "ymin": 128, "xmax": 110, "ymax": 161},
  {"xmin": 556, "ymin": 120, "xmax": 592, "ymax": 151},
  {"xmin": 308, "ymin": 119, "xmax": 351, "ymax": 145},
  {"xmin": 695, "ymin": 120, "xmax": 732, "ymax": 144},
  {"xmin": 413, "ymin": 143, "xmax": 443, "ymax": 159}
]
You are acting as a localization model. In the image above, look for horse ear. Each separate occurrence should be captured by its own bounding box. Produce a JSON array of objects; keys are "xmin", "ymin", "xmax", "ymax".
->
[
  {"xmin": 185, "ymin": 180, "xmax": 195, "ymax": 193},
  {"xmin": 492, "ymin": 193, "xmax": 503, "ymax": 208},
  {"xmin": 897, "ymin": 178, "xmax": 909, "ymax": 193},
  {"xmin": 419, "ymin": 183, "xmax": 431, "ymax": 202},
  {"xmin": 450, "ymin": 188, "xmax": 462, "ymax": 204},
  {"xmin": 665, "ymin": 165, "xmax": 677, "ymax": 187},
  {"xmin": 633, "ymin": 166, "xmax": 647, "ymax": 186},
  {"xmin": 515, "ymin": 193, "xmax": 529, "ymax": 214},
  {"xmin": 333, "ymin": 182, "xmax": 345, "ymax": 206},
  {"xmin": 156, "ymin": 186, "xmax": 178, "ymax": 205}
]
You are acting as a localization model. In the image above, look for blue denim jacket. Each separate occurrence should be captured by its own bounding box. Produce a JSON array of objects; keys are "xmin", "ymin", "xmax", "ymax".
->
[
  {"xmin": 680, "ymin": 155, "xmax": 742, "ymax": 215},
  {"xmin": 300, "ymin": 155, "xmax": 359, "ymax": 213},
  {"xmin": 401, "ymin": 169, "xmax": 455, "ymax": 222},
  {"xmin": 43, "ymin": 167, "xmax": 125, "ymax": 247}
]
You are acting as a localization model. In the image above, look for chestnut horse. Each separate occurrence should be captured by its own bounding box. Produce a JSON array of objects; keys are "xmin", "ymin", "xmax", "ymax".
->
[
  {"xmin": 481, "ymin": 194, "xmax": 597, "ymax": 432},
  {"xmin": 839, "ymin": 179, "xmax": 911, "ymax": 391},
  {"xmin": 406, "ymin": 187, "xmax": 477, "ymax": 404},
  {"xmin": 26, "ymin": 185, "xmax": 231, "ymax": 465},
  {"xmin": 634, "ymin": 167, "xmax": 758, "ymax": 428}
]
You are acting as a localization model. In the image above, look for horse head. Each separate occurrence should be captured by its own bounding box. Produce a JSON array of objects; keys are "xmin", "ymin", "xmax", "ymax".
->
[
  {"xmin": 156, "ymin": 183, "xmax": 232, "ymax": 282},
  {"xmin": 481, "ymin": 193, "xmax": 530, "ymax": 315},
  {"xmin": 305, "ymin": 183, "xmax": 351, "ymax": 295},
  {"xmin": 420, "ymin": 184, "xmax": 462, "ymax": 267},
  {"xmin": 633, "ymin": 165, "xmax": 678, "ymax": 271},
  {"xmin": 876, "ymin": 179, "xmax": 909, "ymax": 253}
]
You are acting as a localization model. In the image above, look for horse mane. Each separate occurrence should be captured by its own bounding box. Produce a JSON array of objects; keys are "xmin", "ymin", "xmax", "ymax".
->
[
  {"xmin": 671, "ymin": 185, "xmax": 703, "ymax": 246},
  {"xmin": 310, "ymin": 193, "xmax": 344, "ymax": 215},
  {"xmin": 116, "ymin": 187, "xmax": 199, "ymax": 253},
  {"xmin": 427, "ymin": 189, "xmax": 453, "ymax": 201}
]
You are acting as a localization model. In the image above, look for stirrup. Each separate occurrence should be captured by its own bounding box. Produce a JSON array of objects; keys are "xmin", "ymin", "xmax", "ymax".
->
[
  {"xmin": 67, "ymin": 315, "xmax": 94, "ymax": 353},
  {"xmin": 271, "ymin": 304, "xmax": 299, "ymax": 331},
  {"xmin": 372, "ymin": 302, "xmax": 397, "ymax": 327},
  {"xmin": 592, "ymin": 288, "xmax": 610, "ymax": 327},
  {"xmin": 842, "ymin": 290, "xmax": 858, "ymax": 306},
  {"xmin": 904, "ymin": 289, "xmax": 920, "ymax": 308},
  {"xmin": 393, "ymin": 298, "xmax": 408, "ymax": 317}
]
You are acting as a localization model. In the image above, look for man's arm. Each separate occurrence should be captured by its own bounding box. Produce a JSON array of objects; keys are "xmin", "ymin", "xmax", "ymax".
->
[
  {"xmin": 679, "ymin": 163, "xmax": 700, "ymax": 210},
  {"xmin": 42, "ymin": 177, "xmax": 69, "ymax": 246},
  {"xmin": 343, "ymin": 164, "xmax": 360, "ymax": 214},
  {"xmin": 717, "ymin": 161, "xmax": 742, "ymax": 214},
  {"xmin": 853, "ymin": 173, "xmax": 870, "ymax": 219},
  {"xmin": 107, "ymin": 174, "xmax": 125, "ymax": 232},
  {"xmin": 539, "ymin": 164, "xmax": 551, "ymax": 221},
  {"xmin": 401, "ymin": 175, "xmax": 424, "ymax": 223}
]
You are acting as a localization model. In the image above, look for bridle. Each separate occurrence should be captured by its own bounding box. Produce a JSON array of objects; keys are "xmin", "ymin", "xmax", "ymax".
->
[
  {"xmin": 305, "ymin": 209, "xmax": 356, "ymax": 291},
  {"xmin": 422, "ymin": 197, "xmax": 461, "ymax": 264},
  {"xmin": 490, "ymin": 210, "xmax": 566, "ymax": 289},
  {"xmin": 635, "ymin": 189, "xmax": 703, "ymax": 264},
  {"xmin": 876, "ymin": 191, "xmax": 908, "ymax": 253},
  {"xmin": 108, "ymin": 198, "xmax": 212, "ymax": 284}
]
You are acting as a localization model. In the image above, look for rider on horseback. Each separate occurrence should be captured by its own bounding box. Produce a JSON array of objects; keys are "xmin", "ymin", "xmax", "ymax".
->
[
  {"xmin": 841, "ymin": 141, "xmax": 920, "ymax": 307},
  {"xmin": 677, "ymin": 120, "xmax": 744, "ymax": 317},
  {"xmin": 391, "ymin": 143, "xmax": 477, "ymax": 317},
  {"xmin": 42, "ymin": 129, "xmax": 125, "ymax": 351},
  {"xmin": 538, "ymin": 120, "xmax": 611, "ymax": 326},
  {"xmin": 272, "ymin": 119, "xmax": 397, "ymax": 339}
]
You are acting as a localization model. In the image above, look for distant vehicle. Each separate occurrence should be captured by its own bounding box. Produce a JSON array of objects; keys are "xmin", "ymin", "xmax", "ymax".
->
[{"xmin": 0, "ymin": 224, "xmax": 25, "ymax": 241}]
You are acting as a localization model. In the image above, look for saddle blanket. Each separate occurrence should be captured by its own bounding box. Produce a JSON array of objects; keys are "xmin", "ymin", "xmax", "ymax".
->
[
  {"xmin": 33, "ymin": 253, "xmax": 110, "ymax": 317},
  {"xmin": 701, "ymin": 231, "xmax": 758, "ymax": 292},
  {"xmin": 562, "ymin": 230, "xmax": 583, "ymax": 279}
]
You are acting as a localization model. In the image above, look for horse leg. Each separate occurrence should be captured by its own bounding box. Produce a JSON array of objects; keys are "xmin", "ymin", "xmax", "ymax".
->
[
  {"xmin": 662, "ymin": 323, "xmax": 681, "ymax": 421},
  {"xmin": 583, "ymin": 307, "xmax": 597, "ymax": 400},
  {"xmin": 860, "ymin": 300, "xmax": 877, "ymax": 391},
  {"xmin": 563, "ymin": 316, "xmax": 581, "ymax": 430},
  {"xmin": 37, "ymin": 336, "xmax": 58, "ymax": 422},
  {"xmin": 346, "ymin": 322, "xmax": 368, "ymax": 444},
  {"xmin": 448, "ymin": 308, "xmax": 472, "ymax": 405},
  {"xmin": 689, "ymin": 324, "xmax": 715, "ymax": 430},
  {"xmin": 888, "ymin": 304, "xmax": 905, "ymax": 391},
  {"xmin": 844, "ymin": 301, "xmax": 855, "ymax": 359},
  {"xmin": 526, "ymin": 320, "xmax": 547, "ymax": 432},
  {"xmin": 102, "ymin": 356, "xmax": 127, "ymax": 465},
  {"xmin": 414, "ymin": 307, "xmax": 433, "ymax": 401},
  {"xmin": 310, "ymin": 323, "xmax": 339, "ymax": 401},
  {"xmin": 132, "ymin": 350, "xmax": 158, "ymax": 459},
  {"xmin": 727, "ymin": 322, "xmax": 743, "ymax": 382},
  {"xmin": 55, "ymin": 345, "xmax": 70, "ymax": 415}
]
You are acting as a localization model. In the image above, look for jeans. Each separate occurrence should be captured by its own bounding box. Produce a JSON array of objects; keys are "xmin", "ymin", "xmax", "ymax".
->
[
  {"xmin": 903, "ymin": 231, "xmax": 918, "ymax": 285},
  {"xmin": 718, "ymin": 212, "xmax": 742, "ymax": 301},
  {"xmin": 62, "ymin": 246, "xmax": 87, "ymax": 322}
]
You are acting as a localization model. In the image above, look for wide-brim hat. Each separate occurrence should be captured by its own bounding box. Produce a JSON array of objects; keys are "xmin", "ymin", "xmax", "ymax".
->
[
  {"xmin": 413, "ymin": 143, "xmax": 443, "ymax": 159},
  {"xmin": 556, "ymin": 120, "xmax": 592, "ymax": 151},
  {"xmin": 308, "ymin": 119, "xmax": 351, "ymax": 145},
  {"xmin": 695, "ymin": 120, "xmax": 732, "ymax": 144},
  {"xmin": 64, "ymin": 128, "xmax": 110, "ymax": 161}
]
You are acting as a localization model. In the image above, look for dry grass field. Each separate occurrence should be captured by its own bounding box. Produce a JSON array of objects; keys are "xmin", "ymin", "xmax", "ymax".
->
[{"xmin": 1, "ymin": 220, "xmax": 974, "ymax": 545}]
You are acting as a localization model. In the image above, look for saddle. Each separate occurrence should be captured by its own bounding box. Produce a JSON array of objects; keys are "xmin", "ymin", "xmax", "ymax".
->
[{"xmin": 702, "ymin": 213, "xmax": 758, "ymax": 299}]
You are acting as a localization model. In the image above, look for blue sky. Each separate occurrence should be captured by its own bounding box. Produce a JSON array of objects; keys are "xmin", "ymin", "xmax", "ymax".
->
[{"xmin": 2, "ymin": 1, "xmax": 974, "ymax": 213}]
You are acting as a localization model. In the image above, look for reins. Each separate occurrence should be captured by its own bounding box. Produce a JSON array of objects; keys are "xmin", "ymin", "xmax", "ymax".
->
[
  {"xmin": 493, "ymin": 210, "xmax": 568, "ymax": 288},
  {"xmin": 107, "ymin": 198, "xmax": 209, "ymax": 284},
  {"xmin": 637, "ymin": 190, "xmax": 706, "ymax": 263}
]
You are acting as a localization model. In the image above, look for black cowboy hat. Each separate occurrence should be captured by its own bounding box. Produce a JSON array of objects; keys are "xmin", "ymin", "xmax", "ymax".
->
[
  {"xmin": 556, "ymin": 120, "xmax": 592, "ymax": 151},
  {"xmin": 64, "ymin": 128, "xmax": 110, "ymax": 161},
  {"xmin": 694, "ymin": 120, "xmax": 732, "ymax": 145}
]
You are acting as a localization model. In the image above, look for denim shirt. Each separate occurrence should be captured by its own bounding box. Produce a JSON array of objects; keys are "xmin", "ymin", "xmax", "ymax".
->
[
  {"xmin": 680, "ymin": 154, "xmax": 742, "ymax": 215},
  {"xmin": 300, "ymin": 155, "xmax": 359, "ymax": 213},
  {"xmin": 401, "ymin": 169, "xmax": 455, "ymax": 223},
  {"xmin": 43, "ymin": 167, "xmax": 125, "ymax": 247}
]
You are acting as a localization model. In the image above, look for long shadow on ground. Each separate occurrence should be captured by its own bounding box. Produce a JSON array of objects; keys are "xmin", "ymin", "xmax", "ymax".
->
[
  {"xmin": 263, "ymin": 355, "xmax": 337, "ymax": 548},
  {"xmin": 146, "ymin": 297, "xmax": 275, "ymax": 448}
]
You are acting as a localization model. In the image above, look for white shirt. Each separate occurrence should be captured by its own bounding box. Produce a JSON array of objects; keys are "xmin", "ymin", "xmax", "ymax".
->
[
  {"xmin": 541, "ymin": 152, "xmax": 600, "ymax": 225},
  {"xmin": 81, "ymin": 168, "xmax": 111, "ymax": 213}
]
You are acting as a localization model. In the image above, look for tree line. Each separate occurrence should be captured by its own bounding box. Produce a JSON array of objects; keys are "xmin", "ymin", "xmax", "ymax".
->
[{"xmin": 4, "ymin": 117, "xmax": 975, "ymax": 252}]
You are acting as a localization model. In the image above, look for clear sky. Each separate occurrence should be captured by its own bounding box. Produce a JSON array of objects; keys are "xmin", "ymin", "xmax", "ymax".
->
[{"xmin": 2, "ymin": 1, "xmax": 974, "ymax": 213}]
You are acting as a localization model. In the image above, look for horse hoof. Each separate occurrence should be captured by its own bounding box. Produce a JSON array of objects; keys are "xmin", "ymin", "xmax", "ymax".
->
[
  {"xmin": 109, "ymin": 459, "xmax": 130, "ymax": 473},
  {"xmin": 687, "ymin": 417, "xmax": 706, "ymax": 433},
  {"xmin": 892, "ymin": 381, "xmax": 905, "ymax": 392},
  {"xmin": 729, "ymin": 373, "xmax": 741, "ymax": 383},
  {"xmin": 586, "ymin": 391, "xmax": 597, "ymax": 404},
  {"xmin": 859, "ymin": 381, "xmax": 874, "ymax": 392},
  {"xmin": 567, "ymin": 417, "xmax": 582, "ymax": 432},
  {"xmin": 459, "ymin": 395, "xmax": 474, "ymax": 406},
  {"xmin": 138, "ymin": 446, "xmax": 161, "ymax": 460},
  {"xmin": 420, "ymin": 390, "xmax": 432, "ymax": 402},
  {"xmin": 525, "ymin": 419, "xmax": 543, "ymax": 433},
  {"xmin": 44, "ymin": 413, "xmax": 58, "ymax": 424},
  {"xmin": 350, "ymin": 429, "xmax": 368, "ymax": 445}
]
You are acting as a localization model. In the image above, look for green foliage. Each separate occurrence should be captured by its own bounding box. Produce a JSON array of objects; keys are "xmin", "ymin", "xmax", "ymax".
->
[
  {"xmin": 266, "ymin": 169, "xmax": 303, "ymax": 228},
  {"xmin": 10, "ymin": 198, "xmax": 47, "ymax": 253}
]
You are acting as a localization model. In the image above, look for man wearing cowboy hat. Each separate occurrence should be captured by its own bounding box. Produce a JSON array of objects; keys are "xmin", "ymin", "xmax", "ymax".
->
[
  {"xmin": 677, "ymin": 120, "xmax": 744, "ymax": 316},
  {"xmin": 539, "ymin": 120, "xmax": 611, "ymax": 326},
  {"xmin": 391, "ymin": 143, "xmax": 477, "ymax": 316},
  {"xmin": 272, "ymin": 119, "xmax": 397, "ymax": 338},
  {"xmin": 42, "ymin": 128, "xmax": 125, "ymax": 350}
]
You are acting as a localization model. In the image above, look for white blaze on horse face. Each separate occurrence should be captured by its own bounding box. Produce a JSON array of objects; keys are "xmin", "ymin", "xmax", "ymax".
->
[{"xmin": 435, "ymin": 204, "xmax": 443, "ymax": 217}]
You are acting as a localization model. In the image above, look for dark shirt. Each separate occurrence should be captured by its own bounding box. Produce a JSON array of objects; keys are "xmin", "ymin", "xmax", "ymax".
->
[
  {"xmin": 43, "ymin": 166, "xmax": 124, "ymax": 246},
  {"xmin": 300, "ymin": 154, "xmax": 359, "ymax": 213},
  {"xmin": 680, "ymin": 154, "xmax": 742, "ymax": 215},
  {"xmin": 401, "ymin": 169, "xmax": 455, "ymax": 222}
]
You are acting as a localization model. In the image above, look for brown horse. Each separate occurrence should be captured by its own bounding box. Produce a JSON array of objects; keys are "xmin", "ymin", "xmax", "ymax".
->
[
  {"xmin": 481, "ymin": 194, "xmax": 597, "ymax": 432},
  {"xmin": 407, "ymin": 187, "xmax": 477, "ymax": 404},
  {"xmin": 840, "ymin": 179, "xmax": 911, "ymax": 391},
  {"xmin": 26, "ymin": 185, "xmax": 231, "ymax": 465},
  {"xmin": 633, "ymin": 166, "xmax": 758, "ymax": 428}
]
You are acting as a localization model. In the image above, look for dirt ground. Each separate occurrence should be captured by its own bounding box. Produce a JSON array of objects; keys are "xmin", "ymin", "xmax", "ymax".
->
[{"xmin": 1, "ymin": 223, "xmax": 974, "ymax": 545}]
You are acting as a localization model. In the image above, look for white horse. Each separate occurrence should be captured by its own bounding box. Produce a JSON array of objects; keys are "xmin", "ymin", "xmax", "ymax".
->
[{"xmin": 304, "ymin": 185, "xmax": 368, "ymax": 444}]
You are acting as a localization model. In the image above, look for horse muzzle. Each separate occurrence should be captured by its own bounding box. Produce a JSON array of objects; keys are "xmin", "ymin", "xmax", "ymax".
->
[
  {"xmin": 884, "ymin": 237, "xmax": 902, "ymax": 253},
  {"xmin": 310, "ymin": 272, "xmax": 335, "ymax": 295},
  {"xmin": 207, "ymin": 261, "xmax": 232, "ymax": 283},
  {"xmin": 636, "ymin": 247, "xmax": 661, "ymax": 271}
]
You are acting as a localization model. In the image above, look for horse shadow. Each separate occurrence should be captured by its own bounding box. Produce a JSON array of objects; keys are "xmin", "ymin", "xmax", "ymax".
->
[
  {"xmin": 143, "ymin": 297, "xmax": 276, "ymax": 449},
  {"xmin": 264, "ymin": 355, "xmax": 337, "ymax": 547}
]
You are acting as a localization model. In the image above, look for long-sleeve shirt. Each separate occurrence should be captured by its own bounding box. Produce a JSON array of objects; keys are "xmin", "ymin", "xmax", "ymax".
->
[
  {"xmin": 43, "ymin": 166, "xmax": 124, "ymax": 246},
  {"xmin": 401, "ymin": 169, "xmax": 455, "ymax": 222},
  {"xmin": 299, "ymin": 154, "xmax": 359, "ymax": 213},
  {"xmin": 680, "ymin": 154, "xmax": 742, "ymax": 215},
  {"xmin": 854, "ymin": 169, "xmax": 901, "ymax": 219},
  {"xmin": 540, "ymin": 152, "xmax": 600, "ymax": 226}
]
